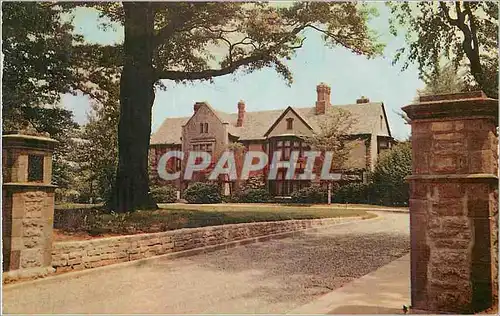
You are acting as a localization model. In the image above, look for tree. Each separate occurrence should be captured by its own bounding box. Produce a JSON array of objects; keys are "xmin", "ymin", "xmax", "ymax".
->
[
  {"xmin": 73, "ymin": 91, "xmax": 120, "ymax": 203},
  {"xmin": 389, "ymin": 2, "xmax": 498, "ymax": 98},
  {"xmin": 417, "ymin": 62, "xmax": 467, "ymax": 96},
  {"xmin": 2, "ymin": 2, "xmax": 117, "ymax": 190},
  {"xmin": 371, "ymin": 142, "xmax": 412, "ymax": 206},
  {"xmin": 304, "ymin": 108, "xmax": 357, "ymax": 170},
  {"xmin": 396, "ymin": 61, "xmax": 468, "ymax": 124},
  {"xmin": 304, "ymin": 108, "xmax": 357, "ymax": 204},
  {"xmin": 82, "ymin": 2, "xmax": 384, "ymax": 212},
  {"xmin": 2, "ymin": 2, "xmax": 83, "ymax": 122}
]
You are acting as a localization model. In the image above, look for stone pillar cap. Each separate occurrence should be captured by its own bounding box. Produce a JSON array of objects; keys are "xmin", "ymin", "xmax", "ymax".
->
[
  {"xmin": 2, "ymin": 133, "xmax": 58, "ymax": 144},
  {"xmin": 402, "ymin": 90, "xmax": 498, "ymax": 122}
]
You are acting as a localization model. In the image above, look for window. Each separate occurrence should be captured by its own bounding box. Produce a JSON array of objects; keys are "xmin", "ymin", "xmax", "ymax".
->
[
  {"xmin": 200, "ymin": 123, "xmax": 204, "ymax": 133},
  {"xmin": 28, "ymin": 154, "xmax": 44, "ymax": 182},
  {"xmin": 380, "ymin": 115, "xmax": 383, "ymax": 130},
  {"xmin": 204, "ymin": 123, "xmax": 209, "ymax": 133},
  {"xmin": 286, "ymin": 118, "xmax": 294, "ymax": 130},
  {"xmin": 270, "ymin": 137, "xmax": 311, "ymax": 196}
]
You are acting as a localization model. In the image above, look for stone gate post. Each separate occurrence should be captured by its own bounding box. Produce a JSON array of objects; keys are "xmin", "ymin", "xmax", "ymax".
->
[
  {"xmin": 2, "ymin": 132, "xmax": 58, "ymax": 280},
  {"xmin": 402, "ymin": 91, "xmax": 498, "ymax": 313}
]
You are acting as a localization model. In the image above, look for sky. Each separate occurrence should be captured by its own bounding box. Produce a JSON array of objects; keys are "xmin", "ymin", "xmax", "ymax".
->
[{"xmin": 63, "ymin": 2, "xmax": 424, "ymax": 141}]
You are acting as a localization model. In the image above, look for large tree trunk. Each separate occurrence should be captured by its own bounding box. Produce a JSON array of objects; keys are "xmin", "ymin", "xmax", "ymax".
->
[{"xmin": 111, "ymin": 3, "xmax": 157, "ymax": 212}]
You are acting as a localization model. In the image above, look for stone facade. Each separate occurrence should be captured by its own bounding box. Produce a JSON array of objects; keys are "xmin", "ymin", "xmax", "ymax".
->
[
  {"xmin": 52, "ymin": 216, "xmax": 362, "ymax": 272},
  {"xmin": 150, "ymin": 83, "xmax": 394, "ymax": 196},
  {"xmin": 2, "ymin": 133, "xmax": 58, "ymax": 280},
  {"xmin": 403, "ymin": 91, "xmax": 498, "ymax": 313}
]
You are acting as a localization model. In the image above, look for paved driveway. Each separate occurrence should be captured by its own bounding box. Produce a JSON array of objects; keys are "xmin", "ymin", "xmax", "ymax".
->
[{"xmin": 3, "ymin": 212, "xmax": 409, "ymax": 314}]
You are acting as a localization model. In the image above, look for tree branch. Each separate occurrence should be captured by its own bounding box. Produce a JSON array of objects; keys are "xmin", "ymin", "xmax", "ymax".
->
[
  {"xmin": 439, "ymin": 2, "xmax": 458, "ymax": 26},
  {"xmin": 156, "ymin": 53, "xmax": 267, "ymax": 81}
]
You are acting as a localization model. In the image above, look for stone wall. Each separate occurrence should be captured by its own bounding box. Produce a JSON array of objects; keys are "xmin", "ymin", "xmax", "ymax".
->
[{"xmin": 52, "ymin": 216, "xmax": 362, "ymax": 272}]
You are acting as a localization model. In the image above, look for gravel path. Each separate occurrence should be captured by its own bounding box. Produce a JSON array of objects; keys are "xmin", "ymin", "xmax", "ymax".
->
[{"xmin": 3, "ymin": 211, "xmax": 409, "ymax": 314}]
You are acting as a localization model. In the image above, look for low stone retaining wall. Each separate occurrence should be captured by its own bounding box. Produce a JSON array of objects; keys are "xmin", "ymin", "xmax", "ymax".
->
[{"xmin": 52, "ymin": 216, "xmax": 363, "ymax": 272}]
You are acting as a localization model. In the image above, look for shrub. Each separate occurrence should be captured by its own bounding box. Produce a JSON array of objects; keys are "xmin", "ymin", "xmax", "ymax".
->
[
  {"xmin": 333, "ymin": 182, "xmax": 373, "ymax": 204},
  {"xmin": 371, "ymin": 142, "xmax": 412, "ymax": 206},
  {"xmin": 150, "ymin": 185, "xmax": 177, "ymax": 203},
  {"xmin": 237, "ymin": 188, "xmax": 270, "ymax": 203},
  {"xmin": 291, "ymin": 185, "xmax": 328, "ymax": 204},
  {"xmin": 184, "ymin": 182, "xmax": 222, "ymax": 204},
  {"xmin": 55, "ymin": 188, "xmax": 81, "ymax": 203}
]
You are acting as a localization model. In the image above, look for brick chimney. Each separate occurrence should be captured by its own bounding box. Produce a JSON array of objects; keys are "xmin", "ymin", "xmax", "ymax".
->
[
  {"xmin": 194, "ymin": 101, "xmax": 205, "ymax": 112},
  {"xmin": 315, "ymin": 83, "xmax": 331, "ymax": 115},
  {"xmin": 356, "ymin": 96, "xmax": 370, "ymax": 104},
  {"xmin": 236, "ymin": 100, "xmax": 245, "ymax": 127}
]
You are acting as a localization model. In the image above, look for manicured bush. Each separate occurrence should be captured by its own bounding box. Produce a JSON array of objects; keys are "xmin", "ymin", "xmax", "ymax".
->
[
  {"xmin": 332, "ymin": 182, "xmax": 373, "ymax": 204},
  {"xmin": 371, "ymin": 142, "xmax": 412, "ymax": 206},
  {"xmin": 150, "ymin": 185, "xmax": 177, "ymax": 203},
  {"xmin": 184, "ymin": 182, "xmax": 222, "ymax": 204},
  {"xmin": 291, "ymin": 185, "xmax": 328, "ymax": 204},
  {"xmin": 237, "ymin": 188, "xmax": 271, "ymax": 203}
]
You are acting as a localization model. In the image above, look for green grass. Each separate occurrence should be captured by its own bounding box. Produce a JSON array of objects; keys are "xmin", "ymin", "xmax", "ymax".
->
[{"xmin": 54, "ymin": 203, "xmax": 376, "ymax": 238}]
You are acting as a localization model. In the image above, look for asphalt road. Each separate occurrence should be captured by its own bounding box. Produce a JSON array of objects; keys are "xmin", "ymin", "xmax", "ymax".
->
[{"xmin": 3, "ymin": 211, "xmax": 409, "ymax": 314}]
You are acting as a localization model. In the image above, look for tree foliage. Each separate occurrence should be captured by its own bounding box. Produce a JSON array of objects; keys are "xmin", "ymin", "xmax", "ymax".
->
[
  {"xmin": 88, "ymin": 2, "xmax": 383, "ymax": 84},
  {"xmin": 417, "ymin": 62, "xmax": 467, "ymax": 96},
  {"xmin": 389, "ymin": 1, "xmax": 498, "ymax": 98},
  {"xmin": 2, "ymin": 2, "xmax": 82, "ymax": 116},
  {"xmin": 2, "ymin": 2, "xmax": 120, "ymax": 192},
  {"xmin": 73, "ymin": 99, "xmax": 119, "ymax": 203},
  {"xmin": 304, "ymin": 108, "xmax": 357, "ymax": 171},
  {"xmin": 371, "ymin": 142, "xmax": 412, "ymax": 206}
]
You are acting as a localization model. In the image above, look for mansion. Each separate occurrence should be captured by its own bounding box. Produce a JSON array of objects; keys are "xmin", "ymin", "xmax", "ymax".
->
[{"xmin": 149, "ymin": 83, "xmax": 394, "ymax": 197}]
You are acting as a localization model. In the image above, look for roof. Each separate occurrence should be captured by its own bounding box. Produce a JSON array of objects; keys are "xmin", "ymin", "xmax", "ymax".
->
[{"xmin": 150, "ymin": 102, "xmax": 390, "ymax": 145}]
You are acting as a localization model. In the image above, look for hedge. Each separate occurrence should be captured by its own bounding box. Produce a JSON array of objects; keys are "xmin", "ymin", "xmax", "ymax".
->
[
  {"xmin": 184, "ymin": 182, "xmax": 222, "ymax": 204},
  {"xmin": 150, "ymin": 185, "xmax": 177, "ymax": 203}
]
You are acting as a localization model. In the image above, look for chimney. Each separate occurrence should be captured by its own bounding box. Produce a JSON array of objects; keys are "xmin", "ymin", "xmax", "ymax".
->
[
  {"xmin": 315, "ymin": 83, "xmax": 331, "ymax": 115},
  {"xmin": 194, "ymin": 101, "xmax": 205, "ymax": 112},
  {"xmin": 236, "ymin": 100, "xmax": 245, "ymax": 127},
  {"xmin": 356, "ymin": 96, "xmax": 370, "ymax": 104}
]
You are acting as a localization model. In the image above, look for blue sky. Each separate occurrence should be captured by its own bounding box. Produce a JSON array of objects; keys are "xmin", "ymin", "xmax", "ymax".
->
[{"xmin": 63, "ymin": 2, "xmax": 423, "ymax": 140}]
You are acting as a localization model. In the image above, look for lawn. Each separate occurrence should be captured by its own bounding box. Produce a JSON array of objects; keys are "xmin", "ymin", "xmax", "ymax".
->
[{"xmin": 53, "ymin": 203, "xmax": 376, "ymax": 241}]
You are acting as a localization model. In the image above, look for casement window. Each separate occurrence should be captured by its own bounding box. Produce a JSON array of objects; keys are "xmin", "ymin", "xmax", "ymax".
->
[
  {"xmin": 192, "ymin": 143, "xmax": 213, "ymax": 155},
  {"xmin": 273, "ymin": 138, "xmax": 309, "ymax": 160},
  {"xmin": 269, "ymin": 137, "xmax": 311, "ymax": 196},
  {"xmin": 199, "ymin": 122, "xmax": 209, "ymax": 133},
  {"xmin": 286, "ymin": 118, "xmax": 294, "ymax": 130}
]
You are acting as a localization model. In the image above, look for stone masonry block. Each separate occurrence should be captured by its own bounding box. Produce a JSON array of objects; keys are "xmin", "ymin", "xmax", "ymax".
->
[
  {"xmin": 430, "ymin": 250, "xmax": 469, "ymax": 266},
  {"xmin": 20, "ymin": 248, "xmax": 43, "ymax": 269},
  {"xmin": 435, "ymin": 183, "xmax": 465, "ymax": 198},
  {"xmin": 433, "ymin": 238, "xmax": 471, "ymax": 250},
  {"xmin": 431, "ymin": 121, "xmax": 454, "ymax": 132},
  {"xmin": 430, "ymin": 199, "xmax": 464, "ymax": 217}
]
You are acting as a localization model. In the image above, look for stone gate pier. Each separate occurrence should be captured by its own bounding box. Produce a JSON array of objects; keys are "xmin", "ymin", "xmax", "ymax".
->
[
  {"xmin": 402, "ymin": 91, "xmax": 498, "ymax": 313},
  {"xmin": 2, "ymin": 132, "xmax": 58, "ymax": 280}
]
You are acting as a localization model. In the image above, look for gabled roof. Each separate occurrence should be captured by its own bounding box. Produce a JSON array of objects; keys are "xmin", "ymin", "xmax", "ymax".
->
[
  {"xmin": 150, "ymin": 101, "xmax": 391, "ymax": 145},
  {"xmin": 263, "ymin": 106, "xmax": 314, "ymax": 137}
]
